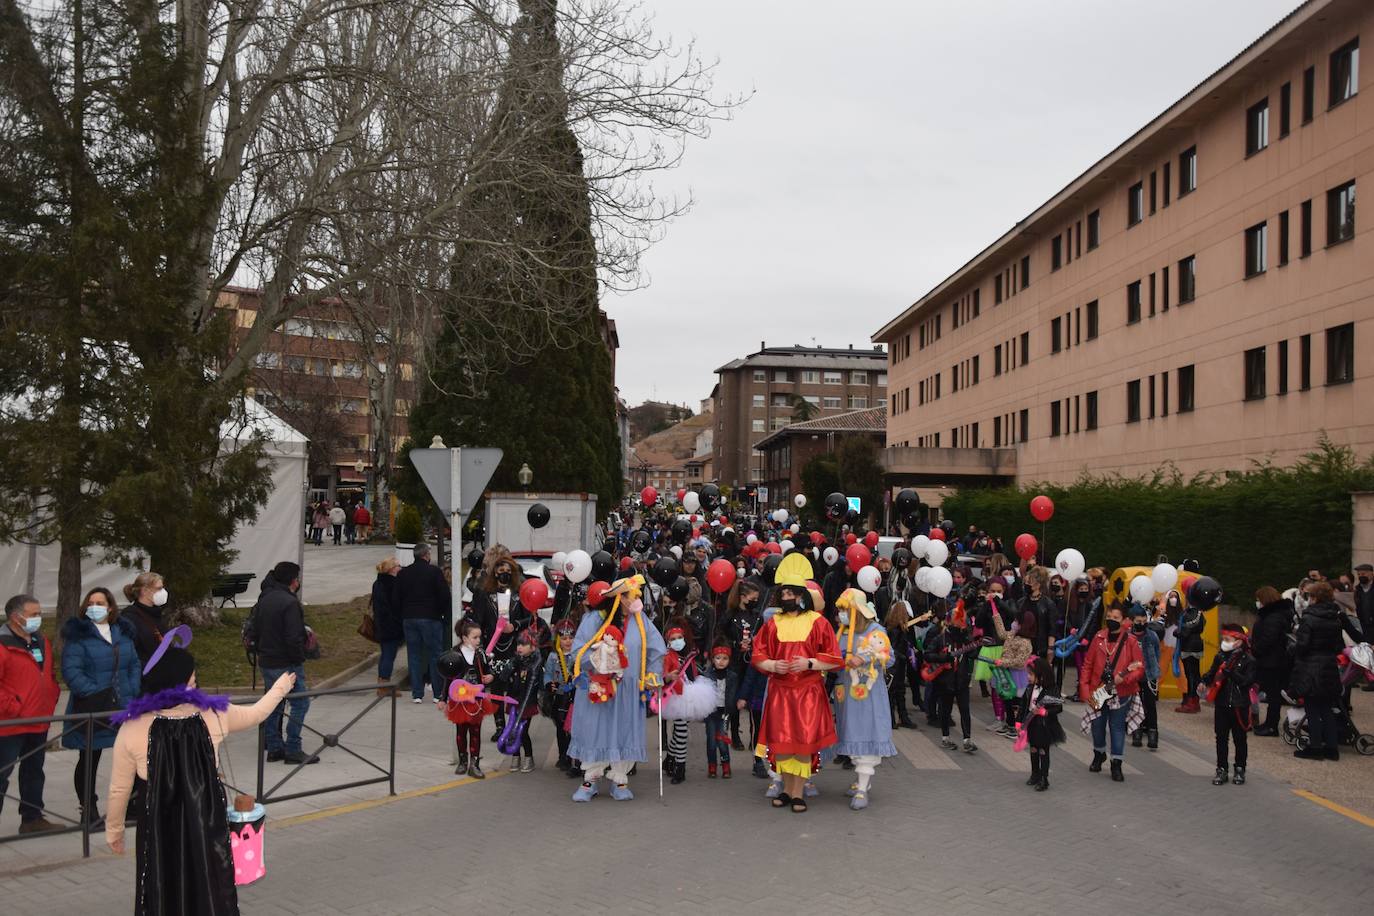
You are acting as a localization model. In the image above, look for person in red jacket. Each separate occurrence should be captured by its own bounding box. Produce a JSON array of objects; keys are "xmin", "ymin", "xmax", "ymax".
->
[
  {"xmin": 0, "ymin": 594, "xmax": 62, "ymax": 834},
  {"xmin": 1078, "ymin": 603, "xmax": 1144, "ymax": 782},
  {"xmin": 353, "ymin": 503, "xmax": 372, "ymax": 543}
]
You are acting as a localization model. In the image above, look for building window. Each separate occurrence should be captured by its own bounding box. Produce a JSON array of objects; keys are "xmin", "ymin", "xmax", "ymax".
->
[
  {"xmin": 1244, "ymin": 346, "xmax": 1267, "ymax": 400},
  {"xmin": 752, "ymin": 394, "xmax": 764, "ymax": 408},
  {"xmin": 1128, "ymin": 182, "xmax": 1144, "ymax": 226},
  {"xmin": 1162, "ymin": 372, "xmax": 1169, "ymax": 415},
  {"xmin": 994, "ymin": 274, "xmax": 1003, "ymax": 304},
  {"xmin": 1330, "ymin": 38, "xmax": 1359, "ymax": 107},
  {"xmin": 1302, "ymin": 65, "xmax": 1315, "ymax": 123},
  {"xmin": 1148, "ymin": 375, "xmax": 1157, "ymax": 418},
  {"xmin": 822, "ymin": 396, "xmax": 841, "ymax": 409},
  {"xmin": 1127, "ymin": 280, "xmax": 1142, "ymax": 324},
  {"xmin": 1163, "ymin": 162, "xmax": 1172, "ymax": 207},
  {"xmin": 1051, "ymin": 316, "xmax": 1062, "ymax": 353},
  {"xmin": 994, "ymin": 346, "xmax": 1003, "ymax": 376},
  {"xmin": 1246, "ymin": 99, "xmax": 1269, "ymax": 155},
  {"xmin": 771, "ymin": 394, "xmax": 790, "ymax": 407},
  {"xmin": 254, "ymin": 351, "xmax": 280, "ymax": 369},
  {"xmin": 1051, "ymin": 235, "xmax": 1063, "ymax": 271},
  {"xmin": 1050, "ymin": 401, "xmax": 1062, "ymax": 438},
  {"xmin": 823, "ymin": 371, "xmax": 842, "ymax": 385},
  {"xmin": 1162, "ymin": 266, "xmax": 1170, "ymax": 311},
  {"xmin": 751, "ymin": 419, "xmax": 765, "ymax": 433},
  {"xmin": 1245, "ymin": 222, "xmax": 1268, "ymax": 277},
  {"xmin": 1086, "ymin": 390, "xmax": 1098, "ymax": 430},
  {"xmin": 1300, "ymin": 334, "xmax": 1312, "ymax": 390},
  {"xmin": 1020, "ymin": 255, "xmax": 1030, "ymax": 289},
  {"xmin": 1327, "ymin": 180, "xmax": 1356, "ymax": 246},
  {"xmin": 1149, "ymin": 171, "xmax": 1158, "ymax": 214},
  {"xmin": 1085, "ymin": 300, "xmax": 1099, "ymax": 340},
  {"xmin": 1177, "ymin": 365, "xmax": 1195, "ymax": 412},
  {"xmin": 1126, "ymin": 379, "xmax": 1141, "ymax": 423},
  {"xmin": 774, "ymin": 370, "xmax": 790, "ymax": 383},
  {"xmin": 800, "ymin": 370, "xmax": 819, "ymax": 384},
  {"xmin": 993, "ymin": 416, "xmax": 1002, "ymax": 447},
  {"xmin": 848, "ymin": 396, "xmax": 868, "ymax": 409},
  {"xmin": 1277, "ymin": 339, "xmax": 1289, "ymax": 395},
  {"xmin": 1148, "ymin": 272, "xmax": 1156, "ymax": 317},
  {"xmin": 1278, "ymin": 211, "xmax": 1290, "ymax": 266},
  {"xmin": 753, "ymin": 369, "xmax": 766, "ymax": 382},
  {"xmin": 1326, "ymin": 323, "xmax": 1355, "ymax": 385},
  {"xmin": 951, "ymin": 364, "xmax": 959, "ymax": 393},
  {"xmin": 1179, "ymin": 147, "xmax": 1197, "ymax": 195},
  {"xmin": 850, "ymin": 371, "xmax": 868, "ymax": 385},
  {"xmin": 1020, "ymin": 331, "xmax": 1029, "ymax": 365},
  {"xmin": 1279, "ymin": 81, "xmax": 1291, "ymax": 137},
  {"xmin": 1087, "ymin": 209, "xmax": 1101, "ymax": 249},
  {"xmin": 1019, "ymin": 408, "xmax": 1028, "ymax": 443},
  {"xmin": 1300, "ymin": 199, "xmax": 1313, "ymax": 256},
  {"xmin": 877, "ymin": 373, "xmax": 887, "ymax": 386}
]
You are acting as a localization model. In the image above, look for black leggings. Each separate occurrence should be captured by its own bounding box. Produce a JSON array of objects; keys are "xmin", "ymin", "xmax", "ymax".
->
[
  {"xmin": 937, "ymin": 684, "xmax": 971, "ymax": 739},
  {"xmin": 74, "ymin": 748, "xmax": 102, "ymax": 809},
  {"xmin": 1214, "ymin": 704, "xmax": 1248, "ymax": 767},
  {"xmin": 1182, "ymin": 655, "xmax": 1202, "ymax": 699}
]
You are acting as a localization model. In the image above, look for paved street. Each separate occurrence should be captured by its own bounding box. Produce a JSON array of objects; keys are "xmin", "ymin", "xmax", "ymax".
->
[
  {"xmin": 299, "ymin": 544, "xmax": 398, "ymax": 605},
  {"xmin": 4, "ymin": 679, "xmax": 1371, "ymax": 915}
]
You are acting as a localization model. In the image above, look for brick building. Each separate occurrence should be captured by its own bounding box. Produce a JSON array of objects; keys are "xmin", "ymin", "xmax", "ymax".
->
[{"xmin": 754, "ymin": 407, "xmax": 886, "ymax": 511}]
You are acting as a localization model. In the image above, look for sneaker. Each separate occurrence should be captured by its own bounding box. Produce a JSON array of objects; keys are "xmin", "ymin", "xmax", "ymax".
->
[
  {"xmin": 721, "ymin": 762, "xmax": 732, "ymax": 779},
  {"xmin": 940, "ymin": 736, "xmax": 957, "ymax": 750},
  {"xmin": 849, "ymin": 790, "xmax": 869, "ymax": 811},
  {"xmin": 412, "ymin": 697, "xmax": 424, "ymax": 704},
  {"xmin": 962, "ymin": 738, "xmax": 978, "ymax": 754},
  {"xmin": 845, "ymin": 782, "xmax": 860, "ymax": 798},
  {"xmin": 519, "ymin": 756, "xmax": 534, "ymax": 773},
  {"xmin": 468, "ymin": 760, "xmax": 486, "ymax": 779},
  {"xmin": 572, "ymin": 782, "xmax": 597, "ymax": 802},
  {"xmin": 510, "ymin": 756, "xmax": 520, "ymax": 773},
  {"xmin": 985, "ymin": 720, "xmax": 1004, "ymax": 732},
  {"xmin": 708, "ymin": 763, "xmax": 717, "ymax": 779},
  {"xmin": 765, "ymin": 780, "xmax": 783, "ymax": 799},
  {"xmin": 610, "ymin": 783, "xmax": 634, "ymax": 801}
]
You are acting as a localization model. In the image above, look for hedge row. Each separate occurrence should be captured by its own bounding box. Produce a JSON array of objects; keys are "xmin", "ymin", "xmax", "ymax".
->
[{"xmin": 940, "ymin": 438, "xmax": 1373, "ymax": 601}]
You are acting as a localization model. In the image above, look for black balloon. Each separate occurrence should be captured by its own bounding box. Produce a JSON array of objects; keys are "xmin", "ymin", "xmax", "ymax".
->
[
  {"xmin": 590, "ymin": 550, "xmax": 616, "ymax": 582},
  {"xmin": 901, "ymin": 511, "xmax": 922, "ymax": 531},
  {"xmin": 437, "ymin": 650, "xmax": 464, "ymax": 681},
  {"xmin": 892, "ymin": 547, "xmax": 913, "ymax": 569},
  {"xmin": 1187, "ymin": 575, "xmax": 1222, "ymax": 610},
  {"xmin": 894, "ymin": 489, "xmax": 920, "ymax": 517},
  {"xmin": 846, "ymin": 508, "xmax": 860, "ymax": 522},
  {"xmin": 761, "ymin": 553, "xmax": 784, "ymax": 586},
  {"xmin": 699, "ymin": 483, "xmax": 721, "ymax": 510},
  {"xmin": 824, "ymin": 492, "xmax": 847, "ymax": 520},
  {"xmin": 670, "ymin": 519, "xmax": 691, "ymax": 543},
  {"xmin": 666, "ymin": 577, "xmax": 690, "ymax": 602},
  {"xmin": 939, "ymin": 519, "xmax": 956, "ymax": 537},
  {"xmin": 650, "ymin": 555, "xmax": 679, "ymax": 587},
  {"xmin": 1181, "ymin": 558, "xmax": 1201, "ymax": 573},
  {"xmin": 466, "ymin": 548, "xmax": 485, "ymax": 569},
  {"xmin": 527, "ymin": 503, "xmax": 551, "ymax": 529},
  {"xmin": 631, "ymin": 529, "xmax": 653, "ymax": 553}
]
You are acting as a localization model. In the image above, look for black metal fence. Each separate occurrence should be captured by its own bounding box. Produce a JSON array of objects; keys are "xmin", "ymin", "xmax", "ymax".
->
[{"xmin": 0, "ymin": 682, "xmax": 397, "ymax": 859}]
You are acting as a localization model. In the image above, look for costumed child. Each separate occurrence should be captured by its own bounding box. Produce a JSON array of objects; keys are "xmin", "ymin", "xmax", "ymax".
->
[
  {"xmin": 1202, "ymin": 622, "xmax": 1256, "ymax": 786},
  {"xmin": 922, "ymin": 599, "xmax": 983, "ymax": 753},
  {"xmin": 441, "ymin": 619, "xmax": 494, "ymax": 779},
  {"xmin": 504, "ymin": 628, "xmax": 543, "ymax": 773},
  {"xmin": 105, "ymin": 626, "xmax": 297, "ymax": 914},
  {"xmin": 1172, "ymin": 589, "xmax": 1205, "ymax": 713},
  {"xmin": 752, "ymin": 554, "xmax": 842, "ymax": 813},
  {"xmin": 989, "ymin": 595, "xmax": 1032, "ymax": 736},
  {"xmin": 569, "ymin": 574, "xmax": 666, "ymax": 802},
  {"xmin": 663, "ymin": 620, "xmax": 693, "ymax": 785},
  {"xmin": 1018, "ymin": 656, "xmax": 1065, "ymax": 791},
  {"xmin": 702, "ymin": 640, "xmax": 739, "ymax": 778},
  {"xmin": 543, "ymin": 618, "xmax": 578, "ymax": 776},
  {"xmin": 832, "ymin": 588, "xmax": 896, "ymax": 811},
  {"xmin": 882, "ymin": 599, "xmax": 922, "ymax": 729}
]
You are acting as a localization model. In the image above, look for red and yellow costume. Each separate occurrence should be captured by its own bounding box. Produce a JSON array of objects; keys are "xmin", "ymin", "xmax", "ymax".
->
[{"xmin": 752, "ymin": 609, "xmax": 842, "ymax": 774}]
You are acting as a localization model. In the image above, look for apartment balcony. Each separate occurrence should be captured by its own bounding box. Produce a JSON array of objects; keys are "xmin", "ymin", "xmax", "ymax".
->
[{"xmin": 881, "ymin": 446, "xmax": 1017, "ymax": 484}]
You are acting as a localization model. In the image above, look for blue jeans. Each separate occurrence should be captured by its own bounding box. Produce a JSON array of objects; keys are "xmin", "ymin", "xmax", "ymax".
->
[
  {"xmin": 377, "ymin": 639, "xmax": 402, "ymax": 681},
  {"xmin": 1090, "ymin": 702, "xmax": 1129, "ymax": 760},
  {"xmin": 261, "ymin": 665, "xmax": 310, "ymax": 754},
  {"xmin": 0, "ymin": 733, "xmax": 48, "ymax": 822},
  {"xmin": 403, "ymin": 619, "xmax": 444, "ymax": 699}
]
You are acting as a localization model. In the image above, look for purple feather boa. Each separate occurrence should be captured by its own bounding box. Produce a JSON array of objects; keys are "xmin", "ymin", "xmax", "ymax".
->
[{"xmin": 111, "ymin": 686, "xmax": 232, "ymax": 725}]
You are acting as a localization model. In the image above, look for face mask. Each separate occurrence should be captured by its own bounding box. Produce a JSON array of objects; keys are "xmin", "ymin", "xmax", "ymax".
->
[
  {"xmin": 1003, "ymin": 574, "xmax": 1015, "ymax": 585},
  {"xmin": 837, "ymin": 611, "xmax": 850, "ymax": 627},
  {"xmin": 1221, "ymin": 639, "xmax": 1237, "ymax": 652},
  {"xmin": 152, "ymin": 588, "xmax": 168, "ymax": 607},
  {"xmin": 86, "ymin": 605, "xmax": 109, "ymax": 624},
  {"xmin": 1104, "ymin": 618, "xmax": 1121, "ymax": 633},
  {"xmin": 1255, "ymin": 600, "xmax": 1263, "ymax": 610},
  {"xmin": 496, "ymin": 572, "xmax": 512, "ymax": 585},
  {"xmin": 1132, "ymin": 622, "xmax": 1144, "ymax": 634},
  {"xmin": 23, "ymin": 615, "xmax": 42, "ymax": 634},
  {"xmin": 779, "ymin": 598, "xmax": 799, "ymax": 612},
  {"xmin": 669, "ymin": 638, "xmax": 686, "ymax": 652}
]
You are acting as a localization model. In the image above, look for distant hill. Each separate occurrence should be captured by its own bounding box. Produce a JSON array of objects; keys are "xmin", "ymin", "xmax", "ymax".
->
[
  {"xmin": 627, "ymin": 400, "xmax": 694, "ymax": 442},
  {"xmin": 632, "ymin": 411, "xmax": 712, "ymax": 462}
]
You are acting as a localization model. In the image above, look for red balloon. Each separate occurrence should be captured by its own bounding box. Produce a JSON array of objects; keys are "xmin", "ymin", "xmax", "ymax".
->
[
  {"xmin": 1030, "ymin": 494, "xmax": 1054, "ymax": 522},
  {"xmin": 929, "ymin": 528, "xmax": 946, "ymax": 542},
  {"xmin": 809, "ymin": 531, "xmax": 824, "ymax": 546},
  {"xmin": 689, "ymin": 514, "xmax": 698, "ymax": 523},
  {"xmin": 519, "ymin": 578, "xmax": 549, "ymax": 613},
  {"xmin": 707, "ymin": 558, "xmax": 737, "ymax": 594},
  {"xmin": 845, "ymin": 533, "xmax": 857, "ymax": 545},
  {"xmin": 719, "ymin": 515, "xmax": 729, "ymax": 525},
  {"xmin": 863, "ymin": 531, "xmax": 879, "ymax": 549},
  {"xmin": 766, "ymin": 541, "xmax": 783, "ymax": 555},
  {"xmin": 676, "ymin": 489, "xmax": 686, "ymax": 502},
  {"xmin": 587, "ymin": 580, "xmax": 612, "ymax": 608},
  {"xmin": 619, "ymin": 556, "xmax": 633, "ymax": 572},
  {"xmin": 845, "ymin": 543, "xmax": 872, "ymax": 574},
  {"xmin": 1014, "ymin": 533, "xmax": 1039, "ymax": 561},
  {"xmin": 641, "ymin": 486, "xmax": 658, "ymax": 507}
]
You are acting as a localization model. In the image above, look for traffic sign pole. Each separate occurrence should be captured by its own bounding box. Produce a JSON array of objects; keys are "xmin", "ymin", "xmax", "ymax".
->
[{"xmin": 450, "ymin": 448, "xmax": 462, "ymax": 644}]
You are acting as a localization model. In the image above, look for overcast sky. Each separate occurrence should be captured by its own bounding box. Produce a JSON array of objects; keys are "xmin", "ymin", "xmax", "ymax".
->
[{"xmin": 609, "ymin": 0, "xmax": 1300, "ymax": 408}]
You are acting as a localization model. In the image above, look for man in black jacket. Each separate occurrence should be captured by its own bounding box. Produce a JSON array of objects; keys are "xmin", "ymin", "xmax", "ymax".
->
[
  {"xmin": 254, "ymin": 562, "xmax": 317, "ymax": 764},
  {"xmin": 396, "ymin": 543, "xmax": 451, "ymax": 704}
]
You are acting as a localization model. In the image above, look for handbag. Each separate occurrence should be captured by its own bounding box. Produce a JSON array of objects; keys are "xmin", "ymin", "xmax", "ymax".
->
[
  {"xmin": 71, "ymin": 638, "xmax": 121, "ymax": 731},
  {"xmin": 357, "ymin": 596, "xmax": 378, "ymax": 643}
]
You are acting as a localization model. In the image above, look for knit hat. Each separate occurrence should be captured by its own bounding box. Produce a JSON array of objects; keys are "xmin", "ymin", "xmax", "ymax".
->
[{"xmin": 142, "ymin": 646, "xmax": 196, "ymax": 695}]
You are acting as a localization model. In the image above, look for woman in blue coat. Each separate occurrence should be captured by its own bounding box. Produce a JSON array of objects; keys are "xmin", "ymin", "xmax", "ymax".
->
[{"xmin": 61, "ymin": 587, "xmax": 141, "ymax": 828}]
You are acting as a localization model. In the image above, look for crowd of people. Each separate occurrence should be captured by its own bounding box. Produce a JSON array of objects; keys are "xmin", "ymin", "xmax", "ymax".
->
[{"xmin": 305, "ymin": 497, "xmax": 371, "ymax": 546}]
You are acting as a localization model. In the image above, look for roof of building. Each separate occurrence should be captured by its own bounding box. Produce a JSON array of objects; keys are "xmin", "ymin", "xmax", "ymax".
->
[
  {"xmin": 753, "ymin": 406, "xmax": 887, "ymax": 450},
  {"xmin": 716, "ymin": 344, "xmax": 888, "ymax": 373},
  {"xmin": 871, "ymin": 0, "xmax": 1324, "ymax": 342}
]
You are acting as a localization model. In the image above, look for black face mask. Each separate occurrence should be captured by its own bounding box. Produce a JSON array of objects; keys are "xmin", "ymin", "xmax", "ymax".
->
[
  {"xmin": 1132, "ymin": 623, "xmax": 1145, "ymax": 634},
  {"xmin": 1105, "ymin": 618, "xmax": 1122, "ymax": 634},
  {"xmin": 496, "ymin": 571, "xmax": 512, "ymax": 585},
  {"xmin": 741, "ymin": 596, "xmax": 758, "ymax": 609},
  {"xmin": 779, "ymin": 598, "xmax": 799, "ymax": 612}
]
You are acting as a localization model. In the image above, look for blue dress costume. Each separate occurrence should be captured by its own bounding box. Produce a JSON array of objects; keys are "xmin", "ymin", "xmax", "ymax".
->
[
  {"xmin": 830, "ymin": 620, "xmax": 897, "ymax": 759},
  {"xmin": 569, "ymin": 607, "xmax": 665, "ymax": 765}
]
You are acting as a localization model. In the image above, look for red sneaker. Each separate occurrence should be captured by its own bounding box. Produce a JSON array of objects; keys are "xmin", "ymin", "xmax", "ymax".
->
[
  {"xmin": 708, "ymin": 763, "xmax": 717, "ymax": 778},
  {"xmin": 721, "ymin": 762, "xmax": 732, "ymax": 779}
]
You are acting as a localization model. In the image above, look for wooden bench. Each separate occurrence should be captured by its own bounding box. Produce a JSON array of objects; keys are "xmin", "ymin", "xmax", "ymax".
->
[{"xmin": 211, "ymin": 572, "xmax": 257, "ymax": 608}]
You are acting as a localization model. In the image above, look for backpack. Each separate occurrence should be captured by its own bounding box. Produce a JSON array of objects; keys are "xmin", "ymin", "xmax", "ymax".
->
[{"xmin": 241, "ymin": 604, "xmax": 260, "ymax": 663}]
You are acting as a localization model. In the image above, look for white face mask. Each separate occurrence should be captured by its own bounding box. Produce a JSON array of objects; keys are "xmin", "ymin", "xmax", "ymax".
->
[
  {"xmin": 669, "ymin": 637, "xmax": 686, "ymax": 652},
  {"xmin": 837, "ymin": 611, "xmax": 850, "ymax": 627},
  {"xmin": 1255, "ymin": 601, "xmax": 1263, "ymax": 610},
  {"xmin": 151, "ymin": 588, "xmax": 168, "ymax": 607},
  {"xmin": 1221, "ymin": 639, "xmax": 1237, "ymax": 652},
  {"xmin": 23, "ymin": 615, "xmax": 42, "ymax": 634},
  {"xmin": 86, "ymin": 605, "xmax": 109, "ymax": 624}
]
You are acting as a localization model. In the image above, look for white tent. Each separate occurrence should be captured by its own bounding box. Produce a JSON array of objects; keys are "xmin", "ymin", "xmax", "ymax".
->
[{"xmin": 0, "ymin": 396, "xmax": 309, "ymax": 608}]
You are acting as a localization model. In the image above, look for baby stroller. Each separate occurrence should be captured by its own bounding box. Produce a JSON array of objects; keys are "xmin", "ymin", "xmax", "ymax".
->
[{"xmin": 1282, "ymin": 644, "xmax": 1374, "ymax": 756}]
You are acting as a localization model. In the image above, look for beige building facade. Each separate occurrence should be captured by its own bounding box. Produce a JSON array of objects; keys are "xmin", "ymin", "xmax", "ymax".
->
[{"xmin": 875, "ymin": 0, "xmax": 1371, "ymax": 485}]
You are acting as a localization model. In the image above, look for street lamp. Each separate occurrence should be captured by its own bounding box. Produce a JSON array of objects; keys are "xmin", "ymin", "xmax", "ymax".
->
[{"xmin": 517, "ymin": 462, "xmax": 534, "ymax": 492}]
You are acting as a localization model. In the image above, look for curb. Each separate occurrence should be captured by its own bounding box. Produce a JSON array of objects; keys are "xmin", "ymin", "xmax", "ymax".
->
[{"xmin": 314, "ymin": 651, "xmax": 382, "ymax": 690}]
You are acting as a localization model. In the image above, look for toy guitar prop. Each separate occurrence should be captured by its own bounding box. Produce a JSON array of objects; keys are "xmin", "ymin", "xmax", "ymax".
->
[
  {"xmin": 447, "ymin": 679, "xmax": 518, "ymax": 707},
  {"xmin": 920, "ymin": 640, "xmax": 982, "ymax": 682},
  {"xmin": 1053, "ymin": 631, "xmax": 1082, "ymax": 659}
]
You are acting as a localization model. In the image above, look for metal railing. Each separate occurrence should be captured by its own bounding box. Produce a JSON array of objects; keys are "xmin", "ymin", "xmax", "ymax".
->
[{"xmin": 0, "ymin": 682, "xmax": 397, "ymax": 859}]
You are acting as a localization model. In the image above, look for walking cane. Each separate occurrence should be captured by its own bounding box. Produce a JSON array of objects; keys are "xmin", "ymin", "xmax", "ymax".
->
[{"xmin": 658, "ymin": 685, "xmax": 665, "ymax": 801}]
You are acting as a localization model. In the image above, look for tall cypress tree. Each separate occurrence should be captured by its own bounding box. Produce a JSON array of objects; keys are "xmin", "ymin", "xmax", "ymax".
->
[{"xmin": 410, "ymin": 0, "xmax": 622, "ymax": 510}]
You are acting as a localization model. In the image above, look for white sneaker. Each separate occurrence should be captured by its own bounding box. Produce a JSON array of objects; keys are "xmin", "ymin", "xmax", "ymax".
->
[
  {"xmin": 412, "ymin": 697, "xmax": 423, "ymax": 704},
  {"xmin": 985, "ymin": 720, "xmax": 1004, "ymax": 732},
  {"xmin": 940, "ymin": 736, "xmax": 957, "ymax": 749}
]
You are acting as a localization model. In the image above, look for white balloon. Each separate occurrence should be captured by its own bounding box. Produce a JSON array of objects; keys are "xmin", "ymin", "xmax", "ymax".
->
[
  {"xmin": 1054, "ymin": 548, "xmax": 1086, "ymax": 582},
  {"xmin": 563, "ymin": 549, "xmax": 592, "ymax": 583},
  {"xmin": 857, "ymin": 565, "xmax": 882, "ymax": 593},
  {"xmin": 1129, "ymin": 575, "xmax": 1156, "ymax": 605},
  {"xmin": 1150, "ymin": 562, "xmax": 1179, "ymax": 594},
  {"xmin": 928, "ymin": 566, "xmax": 954, "ymax": 598},
  {"xmin": 550, "ymin": 551, "xmax": 567, "ymax": 573},
  {"xmin": 823, "ymin": 546, "xmax": 839, "ymax": 566},
  {"xmin": 812, "ymin": 547, "xmax": 821, "ymax": 560},
  {"xmin": 925, "ymin": 540, "xmax": 949, "ymax": 567},
  {"xmin": 670, "ymin": 545, "xmax": 683, "ymax": 559},
  {"xmin": 780, "ymin": 540, "xmax": 795, "ymax": 553},
  {"xmin": 794, "ymin": 494, "xmax": 807, "ymax": 508},
  {"xmin": 914, "ymin": 566, "xmax": 932, "ymax": 592},
  {"xmin": 911, "ymin": 534, "xmax": 930, "ymax": 558},
  {"xmin": 746, "ymin": 533, "xmax": 758, "ymax": 545},
  {"xmin": 790, "ymin": 523, "xmax": 800, "ymax": 534},
  {"xmin": 683, "ymin": 491, "xmax": 701, "ymax": 513},
  {"xmin": 772, "ymin": 508, "xmax": 789, "ymax": 524}
]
